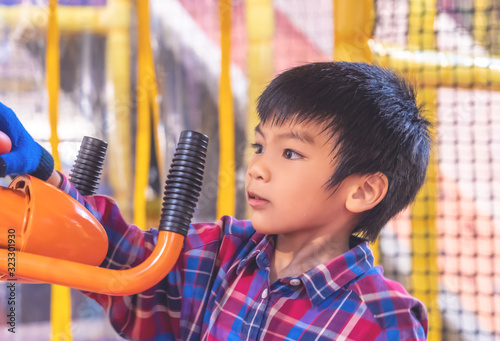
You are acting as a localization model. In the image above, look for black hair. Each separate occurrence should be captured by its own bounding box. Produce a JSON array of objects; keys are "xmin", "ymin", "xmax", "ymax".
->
[{"xmin": 256, "ymin": 62, "xmax": 431, "ymax": 242}]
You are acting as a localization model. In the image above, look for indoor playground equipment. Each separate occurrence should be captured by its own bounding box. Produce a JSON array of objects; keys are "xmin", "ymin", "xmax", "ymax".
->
[
  {"xmin": 0, "ymin": 135, "xmax": 109, "ymax": 284},
  {"xmin": 0, "ymin": 130, "xmax": 208, "ymax": 294},
  {"xmin": 0, "ymin": 0, "xmax": 499, "ymax": 340}
]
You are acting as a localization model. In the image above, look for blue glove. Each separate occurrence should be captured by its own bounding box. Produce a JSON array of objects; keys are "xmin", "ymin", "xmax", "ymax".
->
[{"xmin": 0, "ymin": 102, "xmax": 54, "ymax": 180}]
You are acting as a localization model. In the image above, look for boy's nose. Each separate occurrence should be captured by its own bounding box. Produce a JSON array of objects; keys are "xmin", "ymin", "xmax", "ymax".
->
[{"xmin": 247, "ymin": 156, "xmax": 271, "ymax": 182}]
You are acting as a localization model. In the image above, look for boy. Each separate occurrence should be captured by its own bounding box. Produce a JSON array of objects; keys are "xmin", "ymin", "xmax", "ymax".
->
[{"xmin": 0, "ymin": 62, "xmax": 430, "ymax": 340}]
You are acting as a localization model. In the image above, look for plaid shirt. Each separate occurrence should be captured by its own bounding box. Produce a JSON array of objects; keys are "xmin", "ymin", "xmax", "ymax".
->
[{"xmin": 60, "ymin": 175, "xmax": 428, "ymax": 341}]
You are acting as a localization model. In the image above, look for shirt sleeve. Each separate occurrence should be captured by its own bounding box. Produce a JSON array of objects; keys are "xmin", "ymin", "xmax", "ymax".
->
[{"xmin": 57, "ymin": 173, "xmax": 220, "ymax": 340}]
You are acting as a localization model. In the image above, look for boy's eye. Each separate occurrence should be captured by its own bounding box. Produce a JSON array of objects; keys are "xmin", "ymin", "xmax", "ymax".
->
[
  {"xmin": 250, "ymin": 143, "xmax": 263, "ymax": 154},
  {"xmin": 283, "ymin": 149, "xmax": 302, "ymax": 160}
]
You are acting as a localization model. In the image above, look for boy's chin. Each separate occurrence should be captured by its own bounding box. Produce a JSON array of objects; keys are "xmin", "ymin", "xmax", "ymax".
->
[
  {"xmin": 249, "ymin": 212, "xmax": 261, "ymax": 227},
  {"xmin": 252, "ymin": 224, "xmax": 274, "ymax": 235},
  {"xmin": 249, "ymin": 215, "xmax": 274, "ymax": 235}
]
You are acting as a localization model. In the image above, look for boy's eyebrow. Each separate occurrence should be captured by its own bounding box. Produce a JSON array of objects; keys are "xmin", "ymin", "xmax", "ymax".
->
[{"xmin": 254, "ymin": 124, "xmax": 315, "ymax": 144}]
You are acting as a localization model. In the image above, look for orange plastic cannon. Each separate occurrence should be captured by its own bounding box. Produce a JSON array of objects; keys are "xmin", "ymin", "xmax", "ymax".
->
[
  {"xmin": 0, "ymin": 175, "xmax": 109, "ymax": 282},
  {"xmin": 0, "ymin": 131, "xmax": 208, "ymax": 295}
]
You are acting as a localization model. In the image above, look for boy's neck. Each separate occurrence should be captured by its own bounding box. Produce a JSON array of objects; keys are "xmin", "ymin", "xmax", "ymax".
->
[{"xmin": 269, "ymin": 230, "xmax": 351, "ymax": 283}]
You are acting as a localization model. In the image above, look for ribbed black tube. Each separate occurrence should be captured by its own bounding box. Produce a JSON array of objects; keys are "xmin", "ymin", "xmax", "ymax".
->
[
  {"xmin": 159, "ymin": 131, "xmax": 208, "ymax": 236},
  {"xmin": 69, "ymin": 136, "xmax": 108, "ymax": 196}
]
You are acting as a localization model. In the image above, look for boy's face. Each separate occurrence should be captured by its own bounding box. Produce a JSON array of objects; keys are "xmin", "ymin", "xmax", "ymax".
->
[{"xmin": 245, "ymin": 119, "xmax": 355, "ymax": 238}]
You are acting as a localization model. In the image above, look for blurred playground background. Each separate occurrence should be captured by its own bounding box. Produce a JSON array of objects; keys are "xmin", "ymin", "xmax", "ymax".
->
[{"xmin": 0, "ymin": 0, "xmax": 499, "ymax": 340}]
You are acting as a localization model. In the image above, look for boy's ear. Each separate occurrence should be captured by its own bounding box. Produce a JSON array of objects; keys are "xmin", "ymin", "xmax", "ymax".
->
[{"xmin": 345, "ymin": 172, "xmax": 388, "ymax": 213}]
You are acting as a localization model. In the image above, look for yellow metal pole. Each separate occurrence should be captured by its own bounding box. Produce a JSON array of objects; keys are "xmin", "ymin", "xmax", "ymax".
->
[
  {"xmin": 244, "ymin": 0, "xmax": 274, "ymax": 219},
  {"xmin": 133, "ymin": 0, "xmax": 161, "ymax": 229},
  {"xmin": 333, "ymin": 0, "xmax": 374, "ymax": 62},
  {"xmin": 0, "ymin": 5, "xmax": 108, "ymax": 33},
  {"xmin": 217, "ymin": 0, "xmax": 235, "ymax": 218},
  {"xmin": 408, "ymin": 0, "xmax": 437, "ymax": 50},
  {"xmin": 332, "ymin": 0, "xmax": 380, "ymax": 265},
  {"xmin": 370, "ymin": 42, "xmax": 500, "ymax": 91},
  {"xmin": 47, "ymin": 0, "xmax": 60, "ymax": 172},
  {"xmin": 407, "ymin": 1, "xmax": 441, "ymax": 340},
  {"xmin": 142, "ymin": 0, "xmax": 162, "ymax": 225},
  {"xmin": 47, "ymin": 2, "xmax": 72, "ymax": 340},
  {"xmin": 244, "ymin": 0, "xmax": 274, "ymax": 152},
  {"xmin": 106, "ymin": 0, "xmax": 133, "ymax": 221},
  {"xmin": 50, "ymin": 285, "xmax": 72, "ymax": 341},
  {"xmin": 410, "ymin": 88, "xmax": 440, "ymax": 340},
  {"xmin": 474, "ymin": 0, "xmax": 491, "ymax": 50},
  {"xmin": 133, "ymin": 0, "xmax": 154, "ymax": 229}
]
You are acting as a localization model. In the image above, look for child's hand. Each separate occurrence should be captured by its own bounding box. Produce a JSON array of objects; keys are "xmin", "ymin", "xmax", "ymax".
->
[
  {"xmin": 0, "ymin": 130, "xmax": 12, "ymax": 155},
  {"xmin": 0, "ymin": 102, "xmax": 54, "ymax": 180}
]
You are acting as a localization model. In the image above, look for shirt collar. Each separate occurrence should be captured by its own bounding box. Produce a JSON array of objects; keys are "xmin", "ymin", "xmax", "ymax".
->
[
  {"xmin": 236, "ymin": 234, "xmax": 374, "ymax": 306},
  {"xmin": 236, "ymin": 233, "xmax": 275, "ymax": 274},
  {"xmin": 300, "ymin": 236, "xmax": 374, "ymax": 305}
]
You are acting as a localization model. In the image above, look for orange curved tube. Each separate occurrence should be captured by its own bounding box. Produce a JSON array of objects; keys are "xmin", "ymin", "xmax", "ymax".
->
[{"xmin": 0, "ymin": 231, "xmax": 184, "ymax": 295}]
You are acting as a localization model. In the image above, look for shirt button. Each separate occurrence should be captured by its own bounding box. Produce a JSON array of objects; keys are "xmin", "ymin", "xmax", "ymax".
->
[
  {"xmin": 290, "ymin": 279, "xmax": 301, "ymax": 286},
  {"xmin": 261, "ymin": 288, "xmax": 268, "ymax": 299}
]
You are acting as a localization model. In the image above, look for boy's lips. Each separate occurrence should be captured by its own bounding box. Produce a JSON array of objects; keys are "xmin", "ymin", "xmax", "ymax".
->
[{"xmin": 247, "ymin": 191, "xmax": 269, "ymax": 208}]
